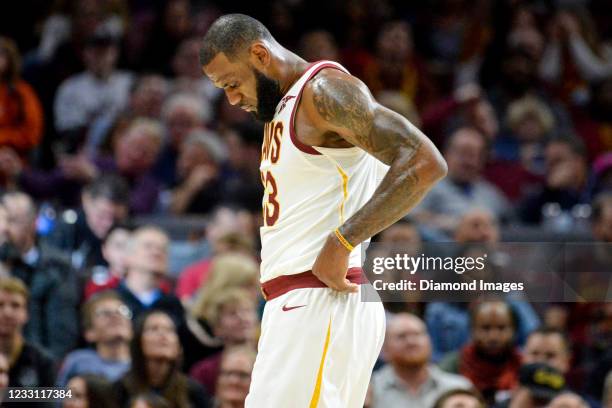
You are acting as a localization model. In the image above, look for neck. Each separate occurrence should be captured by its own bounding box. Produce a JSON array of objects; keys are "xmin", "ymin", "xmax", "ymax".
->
[
  {"xmin": 273, "ymin": 47, "xmax": 309, "ymax": 95},
  {"xmin": 97, "ymin": 340, "xmax": 130, "ymax": 362},
  {"xmin": 125, "ymin": 272, "xmax": 153, "ymax": 294},
  {"xmin": 0, "ymin": 333, "xmax": 22, "ymax": 366},
  {"xmin": 391, "ymin": 362, "xmax": 430, "ymax": 392},
  {"xmin": 146, "ymin": 358, "xmax": 172, "ymax": 387}
]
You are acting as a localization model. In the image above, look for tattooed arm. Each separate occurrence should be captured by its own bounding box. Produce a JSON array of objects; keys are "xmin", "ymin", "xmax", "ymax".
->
[{"xmin": 301, "ymin": 69, "xmax": 447, "ymax": 290}]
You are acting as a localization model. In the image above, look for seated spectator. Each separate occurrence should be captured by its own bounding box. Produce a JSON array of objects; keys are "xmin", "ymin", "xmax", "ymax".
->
[
  {"xmin": 84, "ymin": 224, "xmax": 131, "ymax": 299},
  {"xmin": 213, "ymin": 345, "xmax": 256, "ymax": 408},
  {"xmin": 592, "ymin": 192, "xmax": 612, "ymax": 243},
  {"xmin": 57, "ymin": 291, "xmax": 132, "ymax": 387},
  {"xmin": 523, "ymin": 328, "xmax": 571, "ymax": 377},
  {"xmin": 165, "ymin": 129, "xmax": 227, "ymax": 215},
  {"xmin": 128, "ymin": 392, "xmax": 171, "ymax": 408},
  {"xmin": 47, "ymin": 176, "xmax": 130, "ymax": 272},
  {"xmin": 548, "ymin": 392, "xmax": 590, "ymax": 408},
  {"xmin": 1, "ymin": 191, "xmax": 79, "ymax": 359},
  {"xmin": 0, "ymin": 37, "xmax": 43, "ymax": 155},
  {"xmin": 54, "ymin": 28, "xmax": 132, "ymax": 153},
  {"xmin": 181, "ymin": 255, "xmax": 259, "ymax": 369},
  {"xmin": 189, "ymin": 288, "xmax": 259, "ymax": 388},
  {"xmin": 0, "ymin": 277, "xmax": 54, "ymax": 387},
  {"xmin": 493, "ymin": 363, "xmax": 565, "ymax": 408},
  {"xmin": 116, "ymin": 226, "xmax": 183, "ymax": 325},
  {"xmin": 371, "ymin": 313, "xmax": 472, "ymax": 408},
  {"xmin": 64, "ymin": 373, "xmax": 118, "ymax": 408},
  {"xmin": 520, "ymin": 135, "xmax": 591, "ymax": 226},
  {"xmin": 413, "ymin": 127, "xmax": 512, "ymax": 233},
  {"xmin": 155, "ymin": 93, "xmax": 209, "ymax": 187},
  {"xmin": 128, "ymin": 75, "xmax": 169, "ymax": 120},
  {"xmin": 433, "ymin": 388, "xmax": 487, "ymax": 408},
  {"xmin": 14, "ymin": 118, "xmax": 163, "ymax": 213},
  {"xmin": 362, "ymin": 20, "xmax": 435, "ymax": 109},
  {"xmin": 114, "ymin": 310, "xmax": 212, "ymax": 407},
  {"xmin": 299, "ymin": 30, "xmax": 339, "ymax": 62},
  {"xmin": 171, "ymin": 37, "xmax": 220, "ymax": 106},
  {"xmin": 0, "ymin": 353, "xmax": 6, "ymax": 401},
  {"xmin": 176, "ymin": 206, "xmax": 256, "ymax": 303},
  {"xmin": 440, "ymin": 301, "xmax": 521, "ymax": 403}
]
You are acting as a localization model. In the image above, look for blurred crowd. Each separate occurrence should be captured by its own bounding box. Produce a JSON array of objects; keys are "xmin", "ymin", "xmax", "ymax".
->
[{"xmin": 0, "ymin": 0, "xmax": 611, "ymax": 407}]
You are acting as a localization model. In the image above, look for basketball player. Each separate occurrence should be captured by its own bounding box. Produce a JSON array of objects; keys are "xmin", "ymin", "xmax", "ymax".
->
[{"xmin": 200, "ymin": 14, "xmax": 447, "ymax": 407}]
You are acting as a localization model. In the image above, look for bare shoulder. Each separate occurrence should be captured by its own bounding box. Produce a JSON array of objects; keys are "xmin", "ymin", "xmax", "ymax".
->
[{"xmin": 300, "ymin": 68, "xmax": 376, "ymax": 137}]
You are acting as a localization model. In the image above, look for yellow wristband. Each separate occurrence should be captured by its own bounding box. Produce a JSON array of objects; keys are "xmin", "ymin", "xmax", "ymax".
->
[{"xmin": 334, "ymin": 228, "xmax": 354, "ymax": 252}]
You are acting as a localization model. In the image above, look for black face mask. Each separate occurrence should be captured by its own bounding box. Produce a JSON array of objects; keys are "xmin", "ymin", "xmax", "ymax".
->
[{"xmin": 252, "ymin": 68, "xmax": 283, "ymax": 122}]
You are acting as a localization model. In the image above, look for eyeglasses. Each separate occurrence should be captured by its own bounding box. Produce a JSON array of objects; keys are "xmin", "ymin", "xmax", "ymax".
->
[{"xmin": 94, "ymin": 304, "xmax": 132, "ymax": 320}]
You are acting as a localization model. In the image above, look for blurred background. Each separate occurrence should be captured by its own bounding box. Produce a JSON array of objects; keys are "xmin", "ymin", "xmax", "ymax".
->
[{"xmin": 0, "ymin": 0, "xmax": 611, "ymax": 407}]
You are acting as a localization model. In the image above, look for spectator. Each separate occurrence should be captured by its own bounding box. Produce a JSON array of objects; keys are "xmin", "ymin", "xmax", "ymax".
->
[
  {"xmin": 57, "ymin": 291, "xmax": 132, "ymax": 387},
  {"xmin": 83, "ymin": 224, "xmax": 132, "ymax": 299},
  {"xmin": 114, "ymin": 310, "xmax": 212, "ymax": 408},
  {"xmin": 440, "ymin": 301, "xmax": 521, "ymax": 403},
  {"xmin": 299, "ymin": 30, "xmax": 339, "ymax": 62},
  {"xmin": 371, "ymin": 313, "xmax": 472, "ymax": 408},
  {"xmin": 155, "ymin": 93, "xmax": 209, "ymax": 187},
  {"xmin": 189, "ymin": 288, "xmax": 259, "ymax": 388},
  {"xmin": 592, "ymin": 191, "xmax": 612, "ymax": 242},
  {"xmin": 604, "ymin": 371, "xmax": 612, "ymax": 408},
  {"xmin": 181, "ymin": 255, "xmax": 259, "ymax": 369},
  {"xmin": 1, "ymin": 191, "xmax": 79, "ymax": 359},
  {"xmin": 213, "ymin": 345, "xmax": 256, "ymax": 408},
  {"xmin": 573, "ymin": 78, "xmax": 612, "ymax": 159},
  {"xmin": 0, "ymin": 276, "xmax": 55, "ymax": 388},
  {"xmin": 520, "ymin": 135, "xmax": 591, "ymax": 226},
  {"xmin": 116, "ymin": 226, "xmax": 183, "ymax": 325},
  {"xmin": 548, "ymin": 392, "xmax": 590, "ymax": 408},
  {"xmin": 523, "ymin": 328, "xmax": 571, "ymax": 376},
  {"xmin": 413, "ymin": 127, "xmax": 511, "ymax": 233},
  {"xmin": 54, "ymin": 27, "xmax": 132, "ymax": 153},
  {"xmin": 165, "ymin": 129, "xmax": 227, "ymax": 215},
  {"xmin": 362, "ymin": 20, "xmax": 434, "ymax": 109},
  {"xmin": 0, "ymin": 36, "xmax": 44, "ymax": 154},
  {"xmin": 47, "ymin": 176, "xmax": 129, "ymax": 272},
  {"xmin": 171, "ymin": 37, "xmax": 220, "ymax": 106},
  {"xmin": 493, "ymin": 363, "xmax": 565, "ymax": 408},
  {"xmin": 14, "ymin": 118, "xmax": 163, "ymax": 213},
  {"xmin": 433, "ymin": 388, "xmax": 487, "ymax": 408},
  {"xmin": 176, "ymin": 206, "xmax": 256, "ymax": 303},
  {"xmin": 127, "ymin": 75, "xmax": 169, "ymax": 120},
  {"xmin": 128, "ymin": 392, "xmax": 171, "ymax": 408},
  {"xmin": 64, "ymin": 373, "xmax": 118, "ymax": 408},
  {"xmin": 0, "ymin": 352, "xmax": 8, "ymax": 402}
]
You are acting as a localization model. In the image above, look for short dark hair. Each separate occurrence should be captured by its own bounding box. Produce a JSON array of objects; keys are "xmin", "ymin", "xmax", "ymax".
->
[
  {"xmin": 83, "ymin": 174, "xmax": 130, "ymax": 206},
  {"xmin": 546, "ymin": 134, "xmax": 587, "ymax": 158},
  {"xmin": 200, "ymin": 14, "xmax": 273, "ymax": 66}
]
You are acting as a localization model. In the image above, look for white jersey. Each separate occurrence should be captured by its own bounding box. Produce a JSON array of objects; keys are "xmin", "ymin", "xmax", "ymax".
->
[{"xmin": 259, "ymin": 60, "xmax": 389, "ymax": 283}]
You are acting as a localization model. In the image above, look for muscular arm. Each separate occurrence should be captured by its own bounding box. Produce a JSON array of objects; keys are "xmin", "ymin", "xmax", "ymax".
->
[{"xmin": 302, "ymin": 70, "xmax": 447, "ymax": 246}]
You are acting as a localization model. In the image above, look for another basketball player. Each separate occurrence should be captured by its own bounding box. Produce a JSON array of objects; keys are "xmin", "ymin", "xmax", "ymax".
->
[{"xmin": 200, "ymin": 14, "xmax": 447, "ymax": 407}]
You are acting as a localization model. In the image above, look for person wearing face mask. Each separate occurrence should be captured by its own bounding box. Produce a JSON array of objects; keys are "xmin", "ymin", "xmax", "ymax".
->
[{"xmin": 114, "ymin": 310, "xmax": 212, "ymax": 408}]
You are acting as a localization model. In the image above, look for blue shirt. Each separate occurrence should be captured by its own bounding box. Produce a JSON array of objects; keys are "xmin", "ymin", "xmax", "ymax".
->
[{"xmin": 56, "ymin": 349, "xmax": 130, "ymax": 387}]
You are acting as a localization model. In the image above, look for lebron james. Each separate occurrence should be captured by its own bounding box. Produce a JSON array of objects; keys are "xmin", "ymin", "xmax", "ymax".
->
[{"xmin": 200, "ymin": 14, "xmax": 447, "ymax": 408}]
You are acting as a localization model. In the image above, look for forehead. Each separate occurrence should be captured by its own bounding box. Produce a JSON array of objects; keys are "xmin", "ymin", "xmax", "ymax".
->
[{"xmin": 203, "ymin": 53, "xmax": 249, "ymax": 85}]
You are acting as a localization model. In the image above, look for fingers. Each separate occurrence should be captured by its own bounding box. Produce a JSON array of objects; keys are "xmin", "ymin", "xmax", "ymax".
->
[{"xmin": 326, "ymin": 278, "xmax": 359, "ymax": 293}]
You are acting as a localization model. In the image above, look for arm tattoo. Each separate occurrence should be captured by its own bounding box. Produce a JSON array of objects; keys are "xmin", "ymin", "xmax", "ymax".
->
[{"xmin": 311, "ymin": 73, "xmax": 444, "ymax": 245}]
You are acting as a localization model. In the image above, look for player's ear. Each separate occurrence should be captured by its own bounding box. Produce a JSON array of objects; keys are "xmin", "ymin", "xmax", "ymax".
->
[{"xmin": 249, "ymin": 42, "xmax": 271, "ymax": 69}]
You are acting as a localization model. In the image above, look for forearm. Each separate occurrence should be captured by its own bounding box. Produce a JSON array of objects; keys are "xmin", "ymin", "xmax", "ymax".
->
[
  {"xmin": 339, "ymin": 141, "xmax": 446, "ymax": 245},
  {"xmin": 170, "ymin": 184, "xmax": 198, "ymax": 214}
]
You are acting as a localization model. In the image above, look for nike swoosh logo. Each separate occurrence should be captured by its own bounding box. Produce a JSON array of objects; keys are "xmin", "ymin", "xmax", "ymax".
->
[{"xmin": 282, "ymin": 304, "xmax": 306, "ymax": 312}]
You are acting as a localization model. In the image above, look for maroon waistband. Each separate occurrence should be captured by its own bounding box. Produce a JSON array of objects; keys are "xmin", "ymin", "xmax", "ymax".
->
[{"xmin": 260, "ymin": 267, "xmax": 367, "ymax": 301}]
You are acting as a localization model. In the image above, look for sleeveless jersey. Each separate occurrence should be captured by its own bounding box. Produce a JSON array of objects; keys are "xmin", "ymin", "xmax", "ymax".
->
[{"xmin": 259, "ymin": 60, "xmax": 389, "ymax": 283}]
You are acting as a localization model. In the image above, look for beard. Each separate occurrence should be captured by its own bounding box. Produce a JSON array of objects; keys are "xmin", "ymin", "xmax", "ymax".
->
[{"xmin": 252, "ymin": 68, "xmax": 283, "ymax": 122}]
